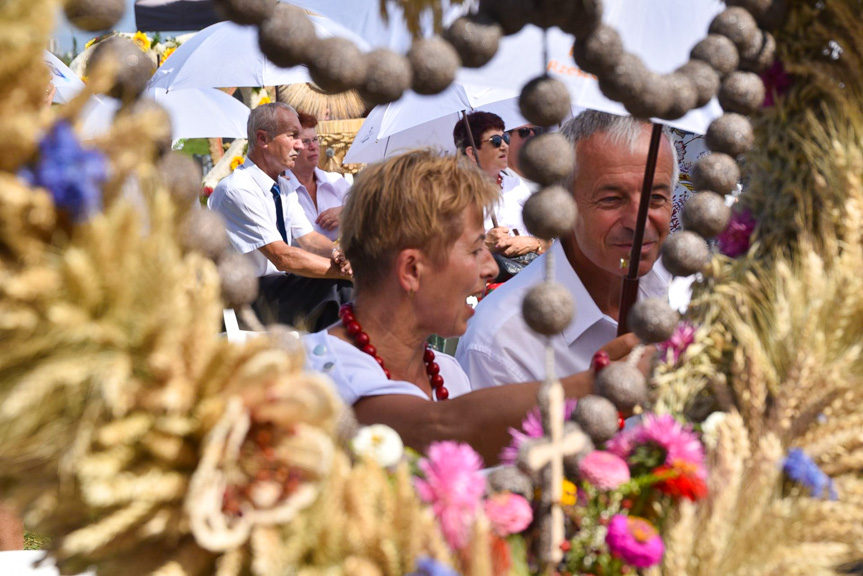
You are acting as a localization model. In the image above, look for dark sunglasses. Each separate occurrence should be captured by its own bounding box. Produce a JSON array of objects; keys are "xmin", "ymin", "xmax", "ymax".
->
[
  {"xmin": 482, "ymin": 132, "xmax": 511, "ymax": 148},
  {"xmin": 508, "ymin": 126, "xmax": 543, "ymax": 139}
]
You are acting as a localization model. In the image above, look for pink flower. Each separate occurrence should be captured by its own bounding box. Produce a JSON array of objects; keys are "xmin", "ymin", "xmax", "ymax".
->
[
  {"xmin": 607, "ymin": 414, "xmax": 706, "ymax": 479},
  {"xmin": 606, "ymin": 515, "xmax": 664, "ymax": 568},
  {"xmin": 717, "ymin": 208, "xmax": 757, "ymax": 258},
  {"xmin": 658, "ymin": 321, "xmax": 697, "ymax": 364},
  {"xmin": 499, "ymin": 399, "xmax": 578, "ymax": 465},
  {"xmin": 483, "ymin": 492, "xmax": 533, "ymax": 536},
  {"xmin": 414, "ymin": 441, "xmax": 486, "ymax": 550},
  {"xmin": 578, "ymin": 451, "xmax": 631, "ymax": 490}
]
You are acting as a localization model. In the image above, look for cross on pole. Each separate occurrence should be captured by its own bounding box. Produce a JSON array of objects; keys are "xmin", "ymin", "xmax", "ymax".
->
[{"xmin": 522, "ymin": 378, "xmax": 589, "ymax": 571}]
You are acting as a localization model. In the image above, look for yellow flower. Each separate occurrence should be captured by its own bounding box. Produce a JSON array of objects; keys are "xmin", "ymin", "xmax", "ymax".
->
[
  {"xmin": 85, "ymin": 37, "xmax": 98, "ymax": 50},
  {"xmin": 561, "ymin": 479, "xmax": 577, "ymax": 506},
  {"xmin": 133, "ymin": 31, "xmax": 151, "ymax": 53},
  {"xmin": 257, "ymin": 95, "xmax": 271, "ymax": 106},
  {"xmin": 160, "ymin": 46, "xmax": 176, "ymax": 62},
  {"xmin": 230, "ymin": 156, "xmax": 245, "ymax": 172}
]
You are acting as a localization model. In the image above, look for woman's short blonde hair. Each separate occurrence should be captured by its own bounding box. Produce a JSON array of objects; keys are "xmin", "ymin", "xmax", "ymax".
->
[{"xmin": 341, "ymin": 150, "xmax": 499, "ymax": 288}]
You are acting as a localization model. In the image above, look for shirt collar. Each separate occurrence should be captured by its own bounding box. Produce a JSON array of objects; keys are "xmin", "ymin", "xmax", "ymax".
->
[
  {"xmin": 283, "ymin": 167, "xmax": 324, "ymax": 192},
  {"xmin": 241, "ymin": 157, "xmax": 278, "ymax": 194}
]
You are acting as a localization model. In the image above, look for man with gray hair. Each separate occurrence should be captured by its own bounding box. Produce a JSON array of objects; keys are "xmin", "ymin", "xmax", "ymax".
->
[
  {"xmin": 209, "ymin": 102, "xmax": 352, "ymax": 331},
  {"xmin": 457, "ymin": 110, "xmax": 678, "ymax": 388}
]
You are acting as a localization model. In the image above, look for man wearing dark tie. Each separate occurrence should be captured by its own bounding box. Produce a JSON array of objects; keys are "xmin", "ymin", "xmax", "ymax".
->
[{"xmin": 209, "ymin": 103, "xmax": 352, "ymax": 331}]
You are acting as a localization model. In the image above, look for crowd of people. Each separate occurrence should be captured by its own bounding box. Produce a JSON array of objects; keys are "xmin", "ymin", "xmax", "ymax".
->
[{"xmin": 210, "ymin": 102, "xmax": 678, "ymax": 463}]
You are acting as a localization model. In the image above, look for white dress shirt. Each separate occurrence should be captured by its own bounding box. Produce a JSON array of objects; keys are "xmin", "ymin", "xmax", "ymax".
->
[
  {"xmin": 456, "ymin": 241, "xmax": 672, "ymax": 389},
  {"xmin": 208, "ymin": 158, "xmax": 314, "ymax": 277},
  {"xmin": 485, "ymin": 171, "xmax": 533, "ymax": 235},
  {"xmin": 303, "ymin": 331, "xmax": 471, "ymax": 405},
  {"xmin": 283, "ymin": 167, "xmax": 351, "ymax": 242}
]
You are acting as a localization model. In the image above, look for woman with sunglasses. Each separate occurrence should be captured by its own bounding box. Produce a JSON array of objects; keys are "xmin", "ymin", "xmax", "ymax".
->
[
  {"xmin": 505, "ymin": 124, "xmax": 544, "ymax": 190},
  {"xmin": 453, "ymin": 112, "xmax": 549, "ymax": 282}
]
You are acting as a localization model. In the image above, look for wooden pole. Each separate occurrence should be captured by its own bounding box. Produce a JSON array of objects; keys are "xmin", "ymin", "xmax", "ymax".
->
[{"xmin": 617, "ymin": 122, "xmax": 664, "ymax": 336}]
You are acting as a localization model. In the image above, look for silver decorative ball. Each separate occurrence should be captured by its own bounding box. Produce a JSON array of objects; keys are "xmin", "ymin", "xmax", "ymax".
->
[
  {"xmin": 558, "ymin": 0, "xmax": 603, "ymax": 38},
  {"xmin": 571, "ymin": 395, "xmax": 620, "ymax": 445},
  {"xmin": 308, "ymin": 37, "xmax": 368, "ymax": 94},
  {"xmin": 522, "ymin": 281, "xmax": 575, "ymax": 336},
  {"xmin": 181, "ymin": 209, "xmax": 229, "ymax": 260},
  {"xmin": 479, "ymin": 0, "xmax": 535, "ymax": 36},
  {"xmin": 657, "ymin": 73, "xmax": 699, "ymax": 120},
  {"xmin": 87, "ymin": 37, "xmax": 156, "ymax": 101},
  {"xmin": 522, "ymin": 186, "xmax": 578, "ymax": 240},
  {"xmin": 562, "ymin": 422, "xmax": 594, "ymax": 478},
  {"xmin": 706, "ymin": 113, "xmax": 754, "ymax": 157},
  {"xmin": 740, "ymin": 31, "xmax": 776, "ymax": 73},
  {"xmin": 594, "ymin": 362, "xmax": 648, "ymax": 412},
  {"xmin": 628, "ymin": 298, "xmax": 679, "ymax": 344},
  {"xmin": 157, "ymin": 152, "xmax": 202, "ymax": 209},
  {"xmin": 519, "ymin": 76, "xmax": 572, "ymax": 127},
  {"xmin": 691, "ymin": 152, "xmax": 741, "ymax": 195},
  {"xmin": 518, "ymin": 133, "xmax": 574, "ymax": 185},
  {"xmin": 258, "ymin": 5, "xmax": 315, "ymax": 68},
  {"xmin": 690, "ymin": 34, "xmax": 740, "ymax": 76},
  {"xmin": 682, "ymin": 191, "xmax": 732, "ymax": 238},
  {"xmin": 573, "ymin": 24, "xmax": 624, "ymax": 76},
  {"xmin": 598, "ymin": 53, "xmax": 649, "ymax": 104},
  {"xmin": 709, "ymin": 7, "xmax": 761, "ymax": 54},
  {"xmin": 486, "ymin": 466, "xmax": 534, "ymax": 499},
  {"xmin": 661, "ymin": 230, "xmax": 711, "ymax": 277},
  {"xmin": 64, "ymin": 0, "xmax": 125, "ymax": 31},
  {"xmin": 359, "ymin": 49, "xmax": 412, "ymax": 106},
  {"xmin": 212, "ymin": 0, "xmax": 274, "ymax": 26},
  {"xmin": 118, "ymin": 99, "xmax": 173, "ymax": 156},
  {"xmin": 444, "ymin": 16, "xmax": 502, "ymax": 69},
  {"xmin": 718, "ymin": 71, "xmax": 766, "ymax": 115},
  {"xmin": 218, "ymin": 251, "xmax": 259, "ymax": 308},
  {"xmin": 408, "ymin": 37, "xmax": 461, "ymax": 95},
  {"xmin": 622, "ymin": 73, "xmax": 673, "ymax": 120},
  {"xmin": 676, "ymin": 60, "xmax": 720, "ymax": 108},
  {"xmin": 724, "ymin": 0, "xmax": 773, "ymax": 20}
]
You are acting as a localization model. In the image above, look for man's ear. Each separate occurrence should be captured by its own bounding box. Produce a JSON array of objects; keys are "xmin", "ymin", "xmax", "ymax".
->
[
  {"xmin": 256, "ymin": 129, "xmax": 270, "ymax": 148},
  {"xmin": 394, "ymin": 248, "xmax": 423, "ymax": 295}
]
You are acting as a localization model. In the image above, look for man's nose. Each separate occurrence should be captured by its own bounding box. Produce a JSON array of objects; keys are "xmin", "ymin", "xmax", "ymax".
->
[{"xmin": 620, "ymin": 197, "xmax": 641, "ymax": 230}]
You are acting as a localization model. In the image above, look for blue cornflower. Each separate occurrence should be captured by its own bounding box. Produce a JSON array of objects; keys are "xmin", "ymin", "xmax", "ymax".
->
[
  {"xmin": 783, "ymin": 448, "xmax": 838, "ymax": 500},
  {"xmin": 407, "ymin": 557, "xmax": 461, "ymax": 576},
  {"xmin": 18, "ymin": 121, "xmax": 106, "ymax": 222}
]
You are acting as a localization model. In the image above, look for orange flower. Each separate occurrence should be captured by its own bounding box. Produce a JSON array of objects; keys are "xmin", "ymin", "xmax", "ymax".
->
[{"xmin": 654, "ymin": 460, "xmax": 707, "ymax": 501}]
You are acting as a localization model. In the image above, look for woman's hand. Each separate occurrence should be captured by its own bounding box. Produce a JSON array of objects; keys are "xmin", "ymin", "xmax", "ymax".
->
[
  {"xmin": 316, "ymin": 206, "xmax": 343, "ymax": 231},
  {"xmin": 495, "ymin": 235, "xmax": 545, "ymax": 257}
]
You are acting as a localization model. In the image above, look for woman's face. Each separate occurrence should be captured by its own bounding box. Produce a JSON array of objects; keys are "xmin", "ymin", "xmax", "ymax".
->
[{"xmin": 416, "ymin": 206, "xmax": 498, "ymax": 338}]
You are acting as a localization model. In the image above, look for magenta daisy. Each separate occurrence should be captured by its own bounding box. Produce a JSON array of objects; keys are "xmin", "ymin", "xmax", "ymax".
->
[
  {"xmin": 607, "ymin": 414, "xmax": 706, "ymax": 478},
  {"xmin": 414, "ymin": 441, "xmax": 486, "ymax": 550},
  {"xmin": 717, "ymin": 208, "xmax": 757, "ymax": 258},
  {"xmin": 658, "ymin": 321, "xmax": 697, "ymax": 364},
  {"xmin": 499, "ymin": 398, "xmax": 578, "ymax": 465},
  {"xmin": 606, "ymin": 515, "xmax": 664, "ymax": 568},
  {"xmin": 578, "ymin": 450, "xmax": 631, "ymax": 490}
]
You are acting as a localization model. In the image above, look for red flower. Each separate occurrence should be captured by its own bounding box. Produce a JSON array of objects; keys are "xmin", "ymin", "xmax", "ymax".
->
[{"xmin": 653, "ymin": 463, "xmax": 708, "ymax": 501}]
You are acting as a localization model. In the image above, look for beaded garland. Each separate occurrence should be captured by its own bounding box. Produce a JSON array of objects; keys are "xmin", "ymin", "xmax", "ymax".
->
[{"xmin": 339, "ymin": 303, "xmax": 450, "ymax": 401}]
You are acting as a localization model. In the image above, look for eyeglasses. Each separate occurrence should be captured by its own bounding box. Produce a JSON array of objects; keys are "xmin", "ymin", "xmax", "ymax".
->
[
  {"xmin": 507, "ymin": 126, "xmax": 543, "ymax": 139},
  {"xmin": 482, "ymin": 132, "xmax": 511, "ymax": 148},
  {"xmin": 301, "ymin": 136, "xmax": 320, "ymax": 147}
]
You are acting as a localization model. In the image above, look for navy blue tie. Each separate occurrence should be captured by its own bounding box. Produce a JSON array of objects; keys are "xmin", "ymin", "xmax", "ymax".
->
[{"xmin": 270, "ymin": 183, "xmax": 288, "ymax": 243}]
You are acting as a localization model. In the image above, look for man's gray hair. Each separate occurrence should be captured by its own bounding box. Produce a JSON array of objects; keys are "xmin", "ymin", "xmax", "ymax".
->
[
  {"xmin": 558, "ymin": 110, "xmax": 679, "ymax": 192},
  {"xmin": 246, "ymin": 102, "xmax": 298, "ymax": 154}
]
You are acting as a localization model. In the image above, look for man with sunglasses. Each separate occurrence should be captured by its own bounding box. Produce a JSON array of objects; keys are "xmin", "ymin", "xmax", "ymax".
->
[
  {"xmin": 283, "ymin": 112, "xmax": 351, "ymax": 242},
  {"xmin": 505, "ymin": 124, "xmax": 543, "ymax": 191},
  {"xmin": 453, "ymin": 112, "xmax": 547, "ymax": 280}
]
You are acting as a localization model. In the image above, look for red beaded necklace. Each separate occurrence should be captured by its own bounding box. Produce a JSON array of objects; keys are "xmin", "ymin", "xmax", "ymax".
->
[{"xmin": 338, "ymin": 303, "xmax": 449, "ymax": 401}]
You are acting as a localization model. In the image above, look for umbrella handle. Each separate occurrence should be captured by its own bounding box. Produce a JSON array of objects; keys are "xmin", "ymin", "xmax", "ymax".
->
[{"xmin": 617, "ymin": 122, "xmax": 664, "ymax": 336}]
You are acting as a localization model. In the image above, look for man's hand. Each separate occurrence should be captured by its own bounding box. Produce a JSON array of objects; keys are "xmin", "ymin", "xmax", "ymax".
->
[
  {"xmin": 495, "ymin": 235, "xmax": 543, "ymax": 257},
  {"xmin": 600, "ymin": 332, "xmax": 656, "ymax": 376},
  {"xmin": 316, "ymin": 206, "xmax": 342, "ymax": 231},
  {"xmin": 331, "ymin": 246, "xmax": 352, "ymax": 278}
]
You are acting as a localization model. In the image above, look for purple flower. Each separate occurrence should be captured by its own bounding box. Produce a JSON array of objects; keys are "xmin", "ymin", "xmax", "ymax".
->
[
  {"xmin": 407, "ymin": 557, "xmax": 461, "ymax": 576},
  {"xmin": 658, "ymin": 321, "xmax": 697, "ymax": 364},
  {"xmin": 783, "ymin": 448, "xmax": 837, "ymax": 500},
  {"xmin": 760, "ymin": 60, "xmax": 793, "ymax": 107},
  {"xmin": 605, "ymin": 515, "xmax": 664, "ymax": 568},
  {"xmin": 18, "ymin": 121, "xmax": 106, "ymax": 222},
  {"xmin": 716, "ymin": 208, "xmax": 757, "ymax": 258},
  {"xmin": 499, "ymin": 399, "xmax": 578, "ymax": 465}
]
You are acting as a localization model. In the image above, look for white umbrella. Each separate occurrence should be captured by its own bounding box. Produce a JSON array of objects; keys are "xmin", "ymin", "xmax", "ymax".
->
[
  {"xmin": 44, "ymin": 50, "xmax": 85, "ymax": 104},
  {"xmin": 148, "ymin": 15, "xmax": 370, "ymax": 91},
  {"xmin": 344, "ymin": 83, "xmax": 568, "ymax": 164},
  {"xmin": 80, "ymin": 87, "xmax": 251, "ymax": 141},
  {"xmin": 456, "ymin": 0, "xmax": 724, "ymax": 135}
]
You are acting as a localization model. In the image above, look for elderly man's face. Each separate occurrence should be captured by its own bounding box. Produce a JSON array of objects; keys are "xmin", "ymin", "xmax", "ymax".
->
[
  {"xmin": 570, "ymin": 128, "xmax": 674, "ymax": 279},
  {"xmin": 261, "ymin": 107, "xmax": 304, "ymax": 171}
]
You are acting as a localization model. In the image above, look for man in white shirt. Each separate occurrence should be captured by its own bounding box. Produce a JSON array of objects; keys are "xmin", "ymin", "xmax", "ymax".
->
[
  {"xmin": 283, "ymin": 112, "xmax": 351, "ymax": 242},
  {"xmin": 208, "ymin": 102, "xmax": 352, "ymax": 331},
  {"xmin": 457, "ymin": 110, "xmax": 679, "ymax": 388}
]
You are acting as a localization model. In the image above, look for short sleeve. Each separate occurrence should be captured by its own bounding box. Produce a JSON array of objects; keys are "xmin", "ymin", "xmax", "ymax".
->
[{"xmin": 210, "ymin": 183, "xmax": 281, "ymax": 254}]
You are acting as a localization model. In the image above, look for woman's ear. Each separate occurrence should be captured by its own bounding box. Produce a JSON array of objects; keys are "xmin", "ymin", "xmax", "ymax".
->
[
  {"xmin": 394, "ymin": 248, "xmax": 423, "ymax": 295},
  {"xmin": 465, "ymin": 146, "xmax": 477, "ymax": 163}
]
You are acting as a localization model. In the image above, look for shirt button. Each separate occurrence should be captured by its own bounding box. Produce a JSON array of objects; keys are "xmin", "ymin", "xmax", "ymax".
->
[
  {"xmin": 313, "ymin": 344, "xmax": 327, "ymax": 356},
  {"xmin": 322, "ymin": 361, "xmax": 334, "ymax": 371}
]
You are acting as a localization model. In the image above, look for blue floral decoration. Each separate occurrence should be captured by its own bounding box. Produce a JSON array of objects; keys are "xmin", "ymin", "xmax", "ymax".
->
[
  {"xmin": 783, "ymin": 448, "xmax": 837, "ymax": 500},
  {"xmin": 18, "ymin": 121, "xmax": 106, "ymax": 222},
  {"xmin": 407, "ymin": 557, "xmax": 461, "ymax": 576}
]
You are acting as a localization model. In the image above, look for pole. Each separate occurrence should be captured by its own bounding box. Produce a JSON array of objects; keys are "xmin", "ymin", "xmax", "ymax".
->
[{"xmin": 617, "ymin": 122, "xmax": 663, "ymax": 336}]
